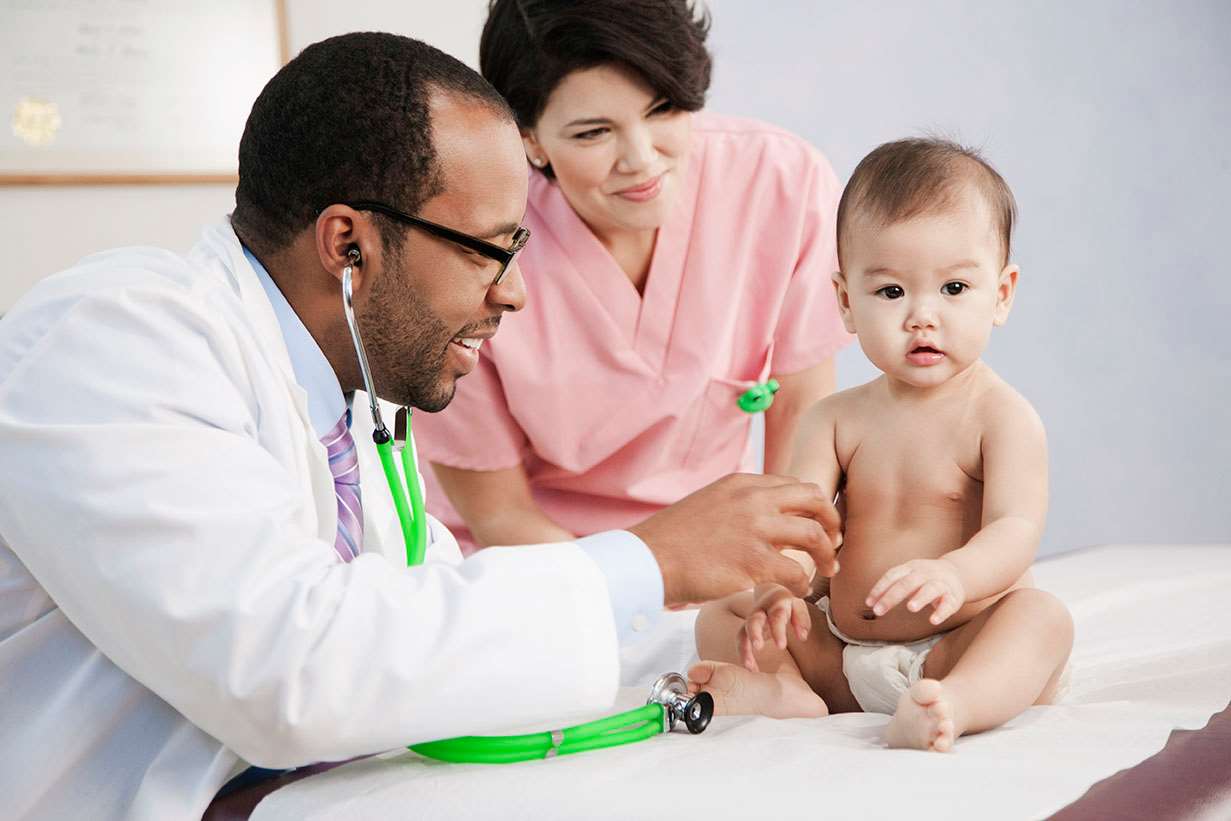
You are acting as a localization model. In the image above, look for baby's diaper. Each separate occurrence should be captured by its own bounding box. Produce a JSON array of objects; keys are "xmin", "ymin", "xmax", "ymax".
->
[{"xmin": 816, "ymin": 597, "xmax": 945, "ymax": 715}]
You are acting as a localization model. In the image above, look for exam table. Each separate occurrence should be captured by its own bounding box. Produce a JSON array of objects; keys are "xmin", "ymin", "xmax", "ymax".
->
[{"xmin": 205, "ymin": 543, "xmax": 1231, "ymax": 820}]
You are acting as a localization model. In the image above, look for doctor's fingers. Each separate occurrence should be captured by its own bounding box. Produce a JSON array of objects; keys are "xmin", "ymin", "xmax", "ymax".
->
[
  {"xmin": 764, "ymin": 517, "xmax": 839, "ymax": 580},
  {"xmin": 760, "ymin": 479, "xmax": 842, "ymax": 536}
]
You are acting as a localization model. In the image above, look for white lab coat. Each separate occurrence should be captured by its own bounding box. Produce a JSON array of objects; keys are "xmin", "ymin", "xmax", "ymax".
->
[{"xmin": 0, "ymin": 221, "xmax": 620, "ymax": 821}]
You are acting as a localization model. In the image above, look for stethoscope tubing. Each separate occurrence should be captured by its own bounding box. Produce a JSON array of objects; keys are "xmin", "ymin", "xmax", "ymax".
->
[
  {"xmin": 409, "ymin": 703, "xmax": 664, "ymax": 763},
  {"xmin": 339, "ymin": 260, "xmax": 695, "ymax": 765}
]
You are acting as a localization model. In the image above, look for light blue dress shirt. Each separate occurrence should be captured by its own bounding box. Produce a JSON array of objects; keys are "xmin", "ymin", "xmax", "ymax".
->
[{"xmin": 245, "ymin": 247, "xmax": 663, "ymax": 642}]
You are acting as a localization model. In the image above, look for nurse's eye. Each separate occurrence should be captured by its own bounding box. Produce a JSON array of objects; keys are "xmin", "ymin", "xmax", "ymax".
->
[
  {"xmin": 875, "ymin": 285, "xmax": 905, "ymax": 300},
  {"xmin": 942, "ymin": 281, "xmax": 968, "ymax": 296},
  {"xmin": 572, "ymin": 127, "xmax": 609, "ymax": 141}
]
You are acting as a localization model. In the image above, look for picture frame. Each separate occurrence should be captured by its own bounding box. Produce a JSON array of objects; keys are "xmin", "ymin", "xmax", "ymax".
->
[{"xmin": 0, "ymin": 0, "xmax": 288, "ymax": 185}]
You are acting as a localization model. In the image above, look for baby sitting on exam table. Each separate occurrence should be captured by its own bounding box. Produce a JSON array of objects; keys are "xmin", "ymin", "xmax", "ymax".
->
[{"xmin": 690, "ymin": 138, "xmax": 1073, "ymax": 752}]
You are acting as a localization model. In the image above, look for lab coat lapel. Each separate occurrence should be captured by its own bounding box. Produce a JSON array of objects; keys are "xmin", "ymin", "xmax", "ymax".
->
[{"xmin": 192, "ymin": 221, "xmax": 337, "ymax": 550}]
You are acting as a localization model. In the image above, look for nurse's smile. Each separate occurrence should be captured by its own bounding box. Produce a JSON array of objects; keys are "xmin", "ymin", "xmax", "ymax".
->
[{"xmin": 613, "ymin": 173, "xmax": 664, "ymax": 203}]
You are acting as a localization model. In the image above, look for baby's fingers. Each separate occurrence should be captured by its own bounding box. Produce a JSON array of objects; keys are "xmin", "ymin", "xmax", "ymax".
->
[
  {"xmin": 768, "ymin": 598, "xmax": 795, "ymax": 649},
  {"xmin": 738, "ymin": 625, "xmax": 760, "ymax": 672},
  {"xmin": 791, "ymin": 596, "xmax": 811, "ymax": 641},
  {"xmin": 930, "ymin": 593, "xmax": 961, "ymax": 626},
  {"xmin": 746, "ymin": 611, "xmax": 770, "ymax": 652},
  {"xmin": 866, "ymin": 564, "xmax": 912, "ymax": 606},
  {"xmin": 907, "ymin": 581, "xmax": 946, "ymax": 613},
  {"xmin": 869, "ymin": 574, "xmax": 922, "ymax": 617}
]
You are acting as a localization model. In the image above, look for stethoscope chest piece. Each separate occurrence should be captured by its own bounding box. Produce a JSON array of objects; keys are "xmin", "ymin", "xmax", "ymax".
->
[
  {"xmin": 648, "ymin": 672, "xmax": 714, "ymax": 735},
  {"xmin": 737, "ymin": 379, "xmax": 780, "ymax": 414}
]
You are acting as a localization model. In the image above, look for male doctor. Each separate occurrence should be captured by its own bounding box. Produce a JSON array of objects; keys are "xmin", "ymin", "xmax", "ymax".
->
[{"xmin": 0, "ymin": 33, "xmax": 839, "ymax": 820}]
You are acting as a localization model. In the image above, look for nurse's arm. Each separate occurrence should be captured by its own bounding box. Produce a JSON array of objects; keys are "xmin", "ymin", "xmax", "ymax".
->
[
  {"xmin": 763, "ymin": 358, "xmax": 837, "ymax": 476},
  {"xmin": 431, "ymin": 462, "xmax": 575, "ymax": 547}
]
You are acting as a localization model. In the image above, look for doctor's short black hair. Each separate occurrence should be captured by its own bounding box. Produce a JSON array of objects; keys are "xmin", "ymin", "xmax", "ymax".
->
[
  {"xmin": 233, "ymin": 32, "xmax": 514, "ymax": 258},
  {"xmin": 480, "ymin": 0, "xmax": 712, "ymax": 167}
]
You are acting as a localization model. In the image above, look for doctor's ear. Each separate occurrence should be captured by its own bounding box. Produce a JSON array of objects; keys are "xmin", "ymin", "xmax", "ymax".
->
[{"xmin": 315, "ymin": 204, "xmax": 383, "ymax": 291}]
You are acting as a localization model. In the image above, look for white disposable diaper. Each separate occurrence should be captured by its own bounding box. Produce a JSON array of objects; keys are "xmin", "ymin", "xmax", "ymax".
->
[{"xmin": 816, "ymin": 596, "xmax": 945, "ymax": 715}]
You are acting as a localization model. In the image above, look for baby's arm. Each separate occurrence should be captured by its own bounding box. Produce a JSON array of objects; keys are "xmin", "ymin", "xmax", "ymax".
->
[
  {"xmin": 786, "ymin": 396, "xmax": 843, "ymax": 503},
  {"xmin": 943, "ymin": 391, "xmax": 1048, "ymax": 601},
  {"xmin": 784, "ymin": 397, "xmax": 845, "ymax": 586},
  {"xmin": 867, "ymin": 390, "xmax": 1047, "ymax": 623}
]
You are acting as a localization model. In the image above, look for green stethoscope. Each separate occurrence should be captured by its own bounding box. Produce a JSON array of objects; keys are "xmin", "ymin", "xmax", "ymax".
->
[{"xmin": 341, "ymin": 253, "xmax": 721, "ymax": 764}]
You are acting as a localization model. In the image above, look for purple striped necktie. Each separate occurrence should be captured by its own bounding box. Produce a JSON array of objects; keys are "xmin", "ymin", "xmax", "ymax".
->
[{"xmin": 321, "ymin": 412, "xmax": 363, "ymax": 562}]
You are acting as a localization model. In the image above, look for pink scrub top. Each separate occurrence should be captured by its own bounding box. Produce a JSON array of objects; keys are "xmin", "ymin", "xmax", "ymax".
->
[{"xmin": 414, "ymin": 114, "xmax": 852, "ymax": 553}]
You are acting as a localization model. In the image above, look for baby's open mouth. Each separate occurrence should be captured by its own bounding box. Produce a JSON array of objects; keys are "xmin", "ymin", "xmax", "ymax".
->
[{"xmin": 911, "ymin": 345, "xmax": 941, "ymax": 354}]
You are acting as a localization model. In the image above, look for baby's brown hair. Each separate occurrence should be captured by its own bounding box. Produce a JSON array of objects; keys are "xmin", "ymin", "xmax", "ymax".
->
[{"xmin": 836, "ymin": 138, "xmax": 1017, "ymax": 267}]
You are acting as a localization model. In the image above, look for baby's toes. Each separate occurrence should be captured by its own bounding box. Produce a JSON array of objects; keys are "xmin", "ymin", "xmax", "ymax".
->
[{"xmin": 931, "ymin": 718, "xmax": 955, "ymax": 752}]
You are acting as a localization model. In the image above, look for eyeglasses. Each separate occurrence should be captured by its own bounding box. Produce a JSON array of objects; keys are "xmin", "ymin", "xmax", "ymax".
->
[{"xmin": 341, "ymin": 200, "xmax": 530, "ymax": 286}]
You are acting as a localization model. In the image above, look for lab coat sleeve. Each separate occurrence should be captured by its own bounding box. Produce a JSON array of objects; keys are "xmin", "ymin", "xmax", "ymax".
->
[
  {"xmin": 0, "ymin": 282, "xmax": 620, "ymax": 767},
  {"xmin": 770, "ymin": 149, "xmax": 854, "ymax": 375}
]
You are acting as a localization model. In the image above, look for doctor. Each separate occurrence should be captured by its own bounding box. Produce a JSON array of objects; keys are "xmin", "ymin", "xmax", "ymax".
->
[{"xmin": 0, "ymin": 32, "xmax": 839, "ymax": 821}]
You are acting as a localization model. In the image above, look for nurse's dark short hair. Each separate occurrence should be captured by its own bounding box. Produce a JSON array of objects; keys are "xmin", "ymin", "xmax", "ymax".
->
[
  {"xmin": 836, "ymin": 138, "xmax": 1018, "ymax": 267},
  {"xmin": 480, "ymin": 0, "xmax": 711, "ymax": 146},
  {"xmin": 233, "ymin": 32, "xmax": 513, "ymax": 258}
]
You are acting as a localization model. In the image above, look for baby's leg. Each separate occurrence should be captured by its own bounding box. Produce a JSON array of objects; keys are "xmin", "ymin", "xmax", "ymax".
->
[
  {"xmin": 691, "ymin": 592, "xmax": 858, "ymax": 717},
  {"xmin": 887, "ymin": 588, "xmax": 1073, "ymax": 751}
]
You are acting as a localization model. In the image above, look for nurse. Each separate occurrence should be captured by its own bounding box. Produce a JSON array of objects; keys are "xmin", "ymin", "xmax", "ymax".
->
[{"xmin": 415, "ymin": 0, "xmax": 852, "ymax": 552}]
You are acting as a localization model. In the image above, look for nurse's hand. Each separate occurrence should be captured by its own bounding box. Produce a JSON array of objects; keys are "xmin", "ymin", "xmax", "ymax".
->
[{"xmin": 628, "ymin": 473, "xmax": 841, "ymax": 606}]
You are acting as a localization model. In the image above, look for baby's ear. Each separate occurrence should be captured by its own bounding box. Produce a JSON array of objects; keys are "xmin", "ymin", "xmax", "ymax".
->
[
  {"xmin": 993, "ymin": 264, "xmax": 1020, "ymax": 326},
  {"xmin": 832, "ymin": 270, "xmax": 857, "ymax": 333}
]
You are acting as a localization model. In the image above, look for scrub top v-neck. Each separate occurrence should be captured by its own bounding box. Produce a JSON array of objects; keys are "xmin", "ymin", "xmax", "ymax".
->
[{"xmin": 414, "ymin": 114, "xmax": 852, "ymax": 552}]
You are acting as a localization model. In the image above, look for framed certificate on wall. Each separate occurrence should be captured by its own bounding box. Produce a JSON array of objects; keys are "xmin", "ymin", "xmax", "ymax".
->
[{"xmin": 1, "ymin": 0, "xmax": 288, "ymax": 184}]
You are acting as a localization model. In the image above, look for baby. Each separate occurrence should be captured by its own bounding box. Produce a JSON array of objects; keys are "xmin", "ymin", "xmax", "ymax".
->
[{"xmin": 690, "ymin": 138, "xmax": 1073, "ymax": 751}]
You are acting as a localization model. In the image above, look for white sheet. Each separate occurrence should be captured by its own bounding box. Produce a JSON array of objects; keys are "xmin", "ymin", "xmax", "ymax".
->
[{"xmin": 253, "ymin": 544, "xmax": 1231, "ymax": 821}]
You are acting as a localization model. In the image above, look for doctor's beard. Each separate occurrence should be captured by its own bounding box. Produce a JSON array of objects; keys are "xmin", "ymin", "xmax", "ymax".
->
[{"xmin": 356, "ymin": 266, "xmax": 456, "ymax": 413}]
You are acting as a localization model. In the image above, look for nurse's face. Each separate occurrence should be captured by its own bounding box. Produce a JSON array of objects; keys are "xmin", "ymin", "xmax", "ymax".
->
[
  {"xmin": 358, "ymin": 93, "xmax": 528, "ymax": 411},
  {"xmin": 524, "ymin": 64, "xmax": 693, "ymax": 238}
]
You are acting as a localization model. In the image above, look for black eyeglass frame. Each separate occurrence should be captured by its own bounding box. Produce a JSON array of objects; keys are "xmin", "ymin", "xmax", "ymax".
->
[{"xmin": 340, "ymin": 200, "xmax": 529, "ymax": 286}]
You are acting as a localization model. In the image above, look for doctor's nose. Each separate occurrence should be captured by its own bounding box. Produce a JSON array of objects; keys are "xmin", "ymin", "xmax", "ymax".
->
[{"xmin": 488, "ymin": 258, "xmax": 526, "ymax": 313}]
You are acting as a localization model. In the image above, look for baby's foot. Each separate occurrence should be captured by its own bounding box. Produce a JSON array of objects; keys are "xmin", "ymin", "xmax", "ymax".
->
[
  {"xmin": 886, "ymin": 679, "xmax": 956, "ymax": 752},
  {"xmin": 687, "ymin": 660, "xmax": 828, "ymax": 719}
]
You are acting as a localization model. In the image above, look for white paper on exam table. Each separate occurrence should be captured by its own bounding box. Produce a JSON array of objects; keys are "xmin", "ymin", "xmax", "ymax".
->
[{"xmin": 253, "ymin": 543, "xmax": 1231, "ymax": 821}]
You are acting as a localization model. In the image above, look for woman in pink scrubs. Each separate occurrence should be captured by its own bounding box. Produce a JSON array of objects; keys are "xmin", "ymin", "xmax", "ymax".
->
[{"xmin": 413, "ymin": 0, "xmax": 852, "ymax": 553}]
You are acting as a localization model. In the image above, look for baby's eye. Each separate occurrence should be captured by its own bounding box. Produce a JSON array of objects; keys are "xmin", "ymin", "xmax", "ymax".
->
[
  {"xmin": 876, "ymin": 285, "xmax": 905, "ymax": 300},
  {"xmin": 942, "ymin": 282, "xmax": 967, "ymax": 296}
]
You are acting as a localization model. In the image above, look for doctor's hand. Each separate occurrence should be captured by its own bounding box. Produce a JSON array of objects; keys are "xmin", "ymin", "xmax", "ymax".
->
[{"xmin": 628, "ymin": 473, "xmax": 841, "ymax": 606}]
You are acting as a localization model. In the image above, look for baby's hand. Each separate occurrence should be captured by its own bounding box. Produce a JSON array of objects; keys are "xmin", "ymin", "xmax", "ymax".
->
[
  {"xmin": 739, "ymin": 583, "xmax": 811, "ymax": 672},
  {"xmin": 865, "ymin": 558, "xmax": 966, "ymax": 626}
]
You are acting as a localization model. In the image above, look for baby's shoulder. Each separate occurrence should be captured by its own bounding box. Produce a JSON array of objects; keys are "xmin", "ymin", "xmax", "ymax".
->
[
  {"xmin": 803, "ymin": 379, "xmax": 879, "ymax": 428},
  {"xmin": 971, "ymin": 367, "xmax": 1045, "ymax": 441}
]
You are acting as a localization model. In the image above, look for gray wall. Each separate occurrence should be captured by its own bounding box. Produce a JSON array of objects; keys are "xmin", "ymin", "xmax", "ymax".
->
[{"xmin": 708, "ymin": 0, "xmax": 1230, "ymax": 553}]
